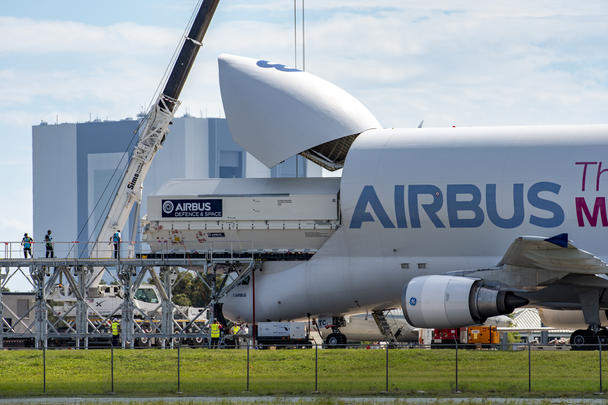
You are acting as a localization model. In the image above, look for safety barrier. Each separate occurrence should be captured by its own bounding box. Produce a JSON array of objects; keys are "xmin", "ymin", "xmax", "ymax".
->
[
  {"xmin": 0, "ymin": 239, "xmax": 255, "ymax": 260},
  {"xmin": 2, "ymin": 240, "xmax": 139, "ymax": 260},
  {"xmin": 1, "ymin": 341, "xmax": 607, "ymax": 396}
]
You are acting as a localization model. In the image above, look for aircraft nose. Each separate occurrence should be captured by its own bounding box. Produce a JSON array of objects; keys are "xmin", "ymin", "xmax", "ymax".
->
[{"xmin": 219, "ymin": 283, "xmax": 252, "ymax": 323}]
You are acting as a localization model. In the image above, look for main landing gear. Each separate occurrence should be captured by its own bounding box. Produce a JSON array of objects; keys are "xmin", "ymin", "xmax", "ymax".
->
[{"xmin": 570, "ymin": 328, "xmax": 608, "ymax": 350}]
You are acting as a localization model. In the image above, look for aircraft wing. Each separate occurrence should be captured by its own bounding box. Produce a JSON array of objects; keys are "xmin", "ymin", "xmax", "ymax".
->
[{"xmin": 498, "ymin": 233, "xmax": 608, "ymax": 274}]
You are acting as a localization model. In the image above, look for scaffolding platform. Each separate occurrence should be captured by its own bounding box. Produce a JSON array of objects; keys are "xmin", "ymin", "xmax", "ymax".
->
[
  {"xmin": 0, "ymin": 257, "xmax": 212, "ymax": 268},
  {"xmin": 0, "ymin": 251, "xmax": 258, "ymax": 350}
]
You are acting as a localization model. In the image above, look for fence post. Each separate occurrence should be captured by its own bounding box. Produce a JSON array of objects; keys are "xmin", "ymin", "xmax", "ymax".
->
[
  {"xmin": 528, "ymin": 341, "xmax": 532, "ymax": 392},
  {"xmin": 246, "ymin": 340, "xmax": 250, "ymax": 392},
  {"xmin": 43, "ymin": 346, "xmax": 46, "ymax": 394},
  {"xmin": 314, "ymin": 343, "xmax": 319, "ymax": 393},
  {"xmin": 600, "ymin": 340, "xmax": 603, "ymax": 394},
  {"xmin": 111, "ymin": 346, "xmax": 114, "ymax": 394},
  {"xmin": 454, "ymin": 341, "xmax": 459, "ymax": 393},
  {"xmin": 384, "ymin": 343, "xmax": 389, "ymax": 393},
  {"xmin": 315, "ymin": 342, "xmax": 319, "ymax": 392},
  {"xmin": 177, "ymin": 344, "xmax": 182, "ymax": 394}
]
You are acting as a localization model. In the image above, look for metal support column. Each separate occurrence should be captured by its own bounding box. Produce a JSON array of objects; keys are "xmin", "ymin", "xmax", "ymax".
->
[
  {"xmin": 75, "ymin": 266, "xmax": 89, "ymax": 349},
  {"xmin": 119, "ymin": 265, "xmax": 134, "ymax": 348},
  {"xmin": 161, "ymin": 267, "xmax": 176, "ymax": 349},
  {"xmin": 31, "ymin": 265, "xmax": 48, "ymax": 349}
]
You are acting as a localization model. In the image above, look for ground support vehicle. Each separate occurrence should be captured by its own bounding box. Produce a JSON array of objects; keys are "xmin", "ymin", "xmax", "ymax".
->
[
  {"xmin": 432, "ymin": 326, "xmax": 500, "ymax": 348},
  {"xmin": 253, "ymin": 322, "xmax": 311, "ymax": 348}
]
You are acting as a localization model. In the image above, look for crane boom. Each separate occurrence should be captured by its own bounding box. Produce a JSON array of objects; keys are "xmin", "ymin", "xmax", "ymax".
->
[{"xmin": 91, "ymin": 0, "xmax": 220, "ymax": 261}]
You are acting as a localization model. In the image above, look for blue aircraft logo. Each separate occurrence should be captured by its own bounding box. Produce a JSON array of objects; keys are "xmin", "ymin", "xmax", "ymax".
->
[{"xmin": 256, "ymin": 60, "xmax": 300, "ymax": 72}]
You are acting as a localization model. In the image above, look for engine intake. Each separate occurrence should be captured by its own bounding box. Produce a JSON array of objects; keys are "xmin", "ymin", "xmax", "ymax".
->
[{"xmin": 401, "ymin": 275, "xmax": 528, "ymax": 329}]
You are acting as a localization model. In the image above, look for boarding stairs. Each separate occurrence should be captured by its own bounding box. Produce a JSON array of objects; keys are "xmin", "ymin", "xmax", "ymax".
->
[{"xmin": 372, "ymin": 310, "xmax": 397, "ymax": 343}]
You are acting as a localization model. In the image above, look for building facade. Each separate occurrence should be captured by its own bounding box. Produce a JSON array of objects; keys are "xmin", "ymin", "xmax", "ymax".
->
[{"xmin": 32, "ymin": 116, "xmax": 321, "ymax": 257}]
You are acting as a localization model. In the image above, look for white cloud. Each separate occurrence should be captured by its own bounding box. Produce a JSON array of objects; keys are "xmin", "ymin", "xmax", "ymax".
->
[{"xmin": 0, "ymin": 17, "xmax": 179, "ymax": 55}]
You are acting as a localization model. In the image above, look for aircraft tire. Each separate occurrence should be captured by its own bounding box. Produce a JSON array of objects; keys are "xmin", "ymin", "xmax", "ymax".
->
[
  {"xmin": 570, "ymin": 330, "xmax": 586, "ymax": 350},
  {"xmin": 137, "ymin": 336, "xmax": 151, "ymax": 347},
  {"xmin": 325, "ymin": 333, "xmax": 347, "ymax": 349}
]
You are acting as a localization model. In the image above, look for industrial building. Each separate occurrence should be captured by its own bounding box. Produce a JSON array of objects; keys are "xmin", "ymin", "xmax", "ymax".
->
[{"xmin": 32, "ymin": 116, "xmax": 321, "ymax": 256}]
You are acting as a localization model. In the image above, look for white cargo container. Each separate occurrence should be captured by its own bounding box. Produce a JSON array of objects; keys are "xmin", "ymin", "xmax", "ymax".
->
[
  {"xmin": 143, "ymin": 178, "xmax": 340, "ymax": 253},
  {"xmin": 255, "ymin": 321, "xmax": 310, "ymax": 346}
]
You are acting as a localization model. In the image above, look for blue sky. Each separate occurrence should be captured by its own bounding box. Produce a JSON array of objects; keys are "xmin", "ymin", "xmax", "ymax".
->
[{"xmin": 1, "ymin": 1, "xmax": 607, "ymax": 288}]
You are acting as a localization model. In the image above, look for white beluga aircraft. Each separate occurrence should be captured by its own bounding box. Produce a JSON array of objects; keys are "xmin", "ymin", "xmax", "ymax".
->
[{"xmin": 210, "ymin": 53, "xmax": 608, "ymax": 348}]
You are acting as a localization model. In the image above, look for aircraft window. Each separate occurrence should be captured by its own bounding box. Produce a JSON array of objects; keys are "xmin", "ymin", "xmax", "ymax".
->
[
  {"xmin": 400, "ymin": 263, "xmax": 410, "ymax": 269},
  {"xmin": 417, "ymin": 263, "xmax": 427, "ymax": 269},
  {"xmin": 134, "ymin": 288, "xmax": 159, "ymax": 304}
]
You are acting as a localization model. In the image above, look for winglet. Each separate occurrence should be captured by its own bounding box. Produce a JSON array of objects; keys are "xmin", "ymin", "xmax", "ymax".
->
[{"xmin": 544, "ymin": 233, "xmax": 568, "ymax": 248}]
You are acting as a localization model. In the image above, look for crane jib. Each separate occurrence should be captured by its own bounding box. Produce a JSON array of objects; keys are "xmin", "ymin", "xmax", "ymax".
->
[
  {"xmin": 127, "ymin": 162, "xmax": 144, "ymax": 190},
  {"xmin": 162, "ymin": 0, "xmax": 221, "ymax": 104}
]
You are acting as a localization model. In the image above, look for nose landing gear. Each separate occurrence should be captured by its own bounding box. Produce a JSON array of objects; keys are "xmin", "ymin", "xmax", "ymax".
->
[
  {"xmin": 325, "ymin": 332, "xmax": 347, "ymax": 348},
  {"xmin": 318, "ymin": 316, "xmax": 347, "ymax": 348}
]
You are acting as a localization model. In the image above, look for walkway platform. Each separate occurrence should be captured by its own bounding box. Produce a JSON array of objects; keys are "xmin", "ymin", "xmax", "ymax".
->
[{"xmin": 0, "ymin": 257, "xmax": 218, "ymax": 268}]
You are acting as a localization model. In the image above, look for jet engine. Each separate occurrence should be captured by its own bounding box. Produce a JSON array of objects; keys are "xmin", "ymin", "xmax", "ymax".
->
[{"xmin": 402, "ymin": 275, "xmax": 528, "ymax": 329}]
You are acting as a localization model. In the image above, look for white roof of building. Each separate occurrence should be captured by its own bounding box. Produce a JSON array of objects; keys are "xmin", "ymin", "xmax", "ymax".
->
[
  {"xmin": 153, "ymin": 177, "xmax": 341, "ymax": 197},
  {"xmin": 218, "ymin": 54, "xmax": 381, "ymax": 168}
]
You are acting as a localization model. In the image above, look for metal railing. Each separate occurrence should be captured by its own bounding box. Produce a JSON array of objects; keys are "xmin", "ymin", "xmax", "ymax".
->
[
  {"xmin": 0, "ymin": 239, "xmax": 258, "ymax": 260},
  {"xmin": 1, "ymin": 341, "xmax": 608, "ymax": 396},
  {"xmin": 2, "ymin": 241, "xmax": 139, "ymax": 260}
]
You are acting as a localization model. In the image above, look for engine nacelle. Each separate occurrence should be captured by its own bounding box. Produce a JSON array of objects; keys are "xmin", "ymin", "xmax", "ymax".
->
[{"xmin": 402, "ymin": 275, "xmax": 528, "ymax": 329}]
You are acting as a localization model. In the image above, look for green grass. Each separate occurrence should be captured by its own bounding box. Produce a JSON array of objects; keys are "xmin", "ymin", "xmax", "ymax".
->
[
  {"xmin": 0, "ymin": 400, "xmax": 590, "ymax": 405},
  {"xmin": 0, "ymin": 347, "xmax": 607, "ymax": 397}
]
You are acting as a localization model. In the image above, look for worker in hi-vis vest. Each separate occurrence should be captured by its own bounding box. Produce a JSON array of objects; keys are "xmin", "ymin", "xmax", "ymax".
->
[
  {"xmin": 111, "ymin": 318, "xmax": 120, "ymax": 346},
  {"xmin": 210, "ymin": 320, "xmax": 222, "ymax": 348},
  {"xmin": 229, "ymin": 323, "xmax": 242, "ymax": 348}
]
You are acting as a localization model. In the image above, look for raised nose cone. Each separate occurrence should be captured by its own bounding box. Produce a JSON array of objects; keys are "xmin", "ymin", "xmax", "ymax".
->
[{"xmin": 218, "ymin": 54, "xmax": 381, "ymax": 169}]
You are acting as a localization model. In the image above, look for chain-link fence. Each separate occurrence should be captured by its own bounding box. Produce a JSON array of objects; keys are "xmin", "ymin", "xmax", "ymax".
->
[{"xmin": 1, "ymin": 342, "xmax": 607, "ymax": 396}]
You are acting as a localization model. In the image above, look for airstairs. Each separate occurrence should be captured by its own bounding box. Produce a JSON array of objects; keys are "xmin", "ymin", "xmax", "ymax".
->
[{"xmin": 372, "ymin": 310, "xmax": 397, "ymax": 343}]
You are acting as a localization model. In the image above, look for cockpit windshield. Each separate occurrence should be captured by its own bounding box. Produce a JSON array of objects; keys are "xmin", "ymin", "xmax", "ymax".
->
[{"xmin": 134, "ymin": 288, "xmax": 159, "ymax": 304}]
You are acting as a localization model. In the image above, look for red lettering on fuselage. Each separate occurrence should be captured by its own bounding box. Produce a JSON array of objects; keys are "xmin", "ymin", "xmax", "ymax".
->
[{"xmin": 575, "ymin": 197, "xmax": 608, "ymax": 227}]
